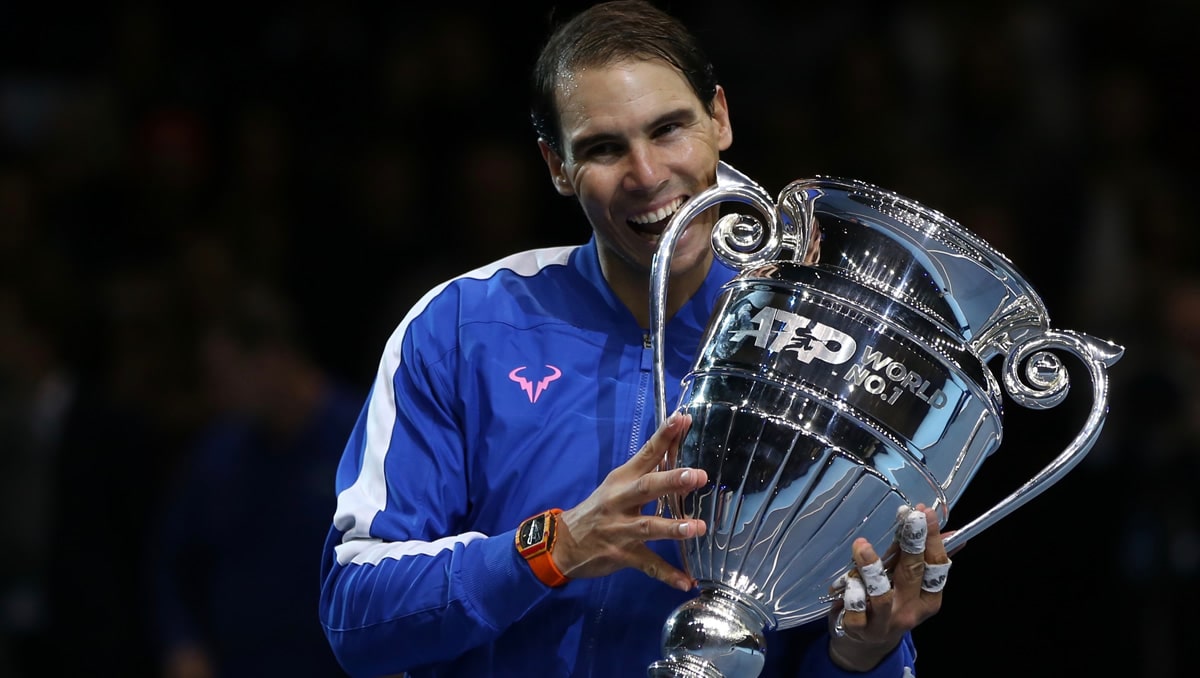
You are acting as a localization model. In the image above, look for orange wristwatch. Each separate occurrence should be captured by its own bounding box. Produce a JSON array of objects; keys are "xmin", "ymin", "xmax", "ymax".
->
[{"xmin": 515, "ymin": 508, "xmax": 569, "ymax": 587}]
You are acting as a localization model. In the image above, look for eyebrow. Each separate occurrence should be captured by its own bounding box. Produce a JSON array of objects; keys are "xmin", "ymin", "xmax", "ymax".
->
[{"xmin": 568, "ymin": 106, "xmax": 699, "ymax": 158}]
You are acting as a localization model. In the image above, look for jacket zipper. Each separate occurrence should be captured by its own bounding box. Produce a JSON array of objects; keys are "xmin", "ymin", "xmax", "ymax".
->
[{"xmin": 581, "ymin": 331, "xmax": 657, "ymax": 674}]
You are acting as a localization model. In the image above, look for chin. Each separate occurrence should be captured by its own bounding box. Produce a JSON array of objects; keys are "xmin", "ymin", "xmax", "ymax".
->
[
  {"xmin": 664, "ymin": 242, "xmax": 712, "ymax": 278},
  {"xmin": 671, "ymin": 224, "xmax": 713, "ymax": 261}
]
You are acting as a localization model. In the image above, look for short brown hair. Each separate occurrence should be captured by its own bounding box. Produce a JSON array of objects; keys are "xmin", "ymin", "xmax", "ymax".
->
[{"xmin": 529, "ymin": 0, "xmax": 719, "ymax": 157}]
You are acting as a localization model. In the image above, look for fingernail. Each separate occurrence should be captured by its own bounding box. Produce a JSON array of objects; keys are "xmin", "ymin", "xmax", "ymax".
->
[
  {"xmin": 680, "ymin": 469, "xmax": 691, "ymax": 482},
  {"xmin": 679, "ymin": 521, "xmax": 692, "ymax": 536}
]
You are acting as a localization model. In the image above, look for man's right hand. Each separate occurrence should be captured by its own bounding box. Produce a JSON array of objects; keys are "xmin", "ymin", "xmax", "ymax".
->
[{"xmin": 554, "ymin": 412, "xmax": 709, "ymax": 591}]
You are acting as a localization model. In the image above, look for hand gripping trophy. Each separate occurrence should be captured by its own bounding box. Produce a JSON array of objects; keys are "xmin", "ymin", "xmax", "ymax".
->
[{"xmin": 645, "ymin": 163, "xmax": 1124, "ymax": 677}]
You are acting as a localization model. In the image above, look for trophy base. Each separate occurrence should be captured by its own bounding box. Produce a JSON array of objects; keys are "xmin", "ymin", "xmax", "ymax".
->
[
  {"xmin": 648, "ymin": 586, "xmax": 768, "ymax": 678},
  {"xmin": 647, "ymin": 654, "xmax": 725, "ymax": 678}
]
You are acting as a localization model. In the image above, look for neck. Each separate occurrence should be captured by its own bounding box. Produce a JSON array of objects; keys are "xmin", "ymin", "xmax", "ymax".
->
[{"xmin": 602, "ymin": 255, "xmax": 710, "ymax": 329}]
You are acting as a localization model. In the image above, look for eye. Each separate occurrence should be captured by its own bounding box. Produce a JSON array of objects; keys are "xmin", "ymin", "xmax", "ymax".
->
[
  {"xmin": 580, "ymin": 139, "xmax": 628, "ymax": 162},
  {"xmin": 653, "ymin": 122, "xmax": 682, "ymax": 138},
  {"xmin": 584, "ymin": 141, "xmax": 623, "ymax": 160}
]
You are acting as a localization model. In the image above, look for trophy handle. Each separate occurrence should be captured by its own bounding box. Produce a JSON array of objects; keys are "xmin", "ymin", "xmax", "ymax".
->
[
  {"xmin": 941, "ymin": 330, "xmax": 1124, "ymax": 552},
  {"xmin": 650, "ymin": 161, "xmax": 797, "ymax": 429},
  {"xmin": 649, "ymin": 161, "xmax": 790, "ymax": 519}
]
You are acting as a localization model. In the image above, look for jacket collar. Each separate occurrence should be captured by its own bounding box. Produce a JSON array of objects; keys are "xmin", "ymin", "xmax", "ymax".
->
[{"xmin": 571, "ymin": 235, "xmax": 738, "ymax": 336}]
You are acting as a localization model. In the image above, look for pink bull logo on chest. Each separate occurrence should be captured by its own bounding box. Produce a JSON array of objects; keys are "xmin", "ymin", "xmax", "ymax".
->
[{"xmin": 508, "ymin": 365, "xmax": 562, "ymax": 403}]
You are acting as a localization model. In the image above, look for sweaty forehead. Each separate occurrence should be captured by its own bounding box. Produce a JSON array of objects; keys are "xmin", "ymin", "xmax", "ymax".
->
[{"xmin": 555, "ymin": 59, "xmax": 697, "ymax": 133}]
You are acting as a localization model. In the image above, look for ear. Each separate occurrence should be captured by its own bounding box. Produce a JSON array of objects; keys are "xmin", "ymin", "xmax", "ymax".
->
[
  {"xmin": 538, "ymin": 139, "xmax": 575, "ymax": 196},
  {"xmin": 711, "ymin": 85, "xmax": 733, "ymax": 151}
]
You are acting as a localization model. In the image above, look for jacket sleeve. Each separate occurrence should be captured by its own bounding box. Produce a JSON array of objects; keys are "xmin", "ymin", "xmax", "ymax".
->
[
  {"xmin": 317, "ymin": 296, "xmax": 554, "ymax": 677},
  {"xmin": 798, "ymin": 632, "xmax": 918, "ymax": 677}
]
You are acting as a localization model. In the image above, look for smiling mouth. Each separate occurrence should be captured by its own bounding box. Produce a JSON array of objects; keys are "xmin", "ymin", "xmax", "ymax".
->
[{"xmin": 627, "ymin": 196, "xmax": 687, "ymax": 241}]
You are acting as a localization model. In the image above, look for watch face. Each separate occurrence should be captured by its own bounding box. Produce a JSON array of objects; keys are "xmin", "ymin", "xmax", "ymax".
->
[
  {"xmin": 518, "ymin": 511, "xmax": 558, "ymax": 559},
  {"xmin": 519, "ymin": 516, "xmax": 545, "ymax": 549}
]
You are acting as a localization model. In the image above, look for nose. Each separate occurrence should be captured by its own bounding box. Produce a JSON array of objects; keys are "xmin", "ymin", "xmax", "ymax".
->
[{"xmin": 622, "ymin": 143, "xmax": 668, "ymax": 193}]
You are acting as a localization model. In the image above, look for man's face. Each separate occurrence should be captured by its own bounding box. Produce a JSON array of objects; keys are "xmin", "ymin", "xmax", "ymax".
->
[{"xmin": 540, "ymin": 58, "xmax": 732, "ymax": 283}]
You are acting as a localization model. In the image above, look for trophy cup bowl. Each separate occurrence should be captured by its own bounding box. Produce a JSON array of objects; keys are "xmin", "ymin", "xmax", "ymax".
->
[{"xmin": 645, "ymin": 163, "xmax": 1124, "ymax": 677}]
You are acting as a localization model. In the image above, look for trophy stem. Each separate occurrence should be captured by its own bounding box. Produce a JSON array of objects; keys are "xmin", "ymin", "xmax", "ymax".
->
[{"xmin": 647, "ymin": 585, "xmax": 772, "ymax": 678}]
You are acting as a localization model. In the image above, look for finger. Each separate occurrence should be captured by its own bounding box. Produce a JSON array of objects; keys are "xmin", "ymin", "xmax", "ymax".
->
[
  {"xmin": 891, "ymin": 505, "xmax": 929, "ymax": 591},
  {"xmin": 631, "ymin": 543, "xmax": 698, "ymax": 592},
  {"xmin": 920, "ymin": 508, "xmax": 952, "ymax": 595},
  {"xmin": 925, "ymin": 515, "xmax": 951, "ymax": 565},
  {"xmin": 921, "ymin": 559, "xmax": 951, "ymax": 594},
  {"xmin": 626, "ymin": 411, "xmax": 692, "ymax": 475},
  {"xmin": 839, "ymin": 570, "xmax": 868, "ymax": 633},
  {"xmin": 858, "ymin": 552, "xmax": 892, "ymax": 599},
  {"xmin": 634, "ymin": 465, "xmax": 709, "ymax": 505},
  {"xmin": 826, "ymin": 579, "xmax": 846, "ymax": 636},
  {"xmin": 625, "ymin": 512, "xmax": 709, "ymax": 542},
  {"xmin": 851, "ymin": 537, "xmax": 894, "ymax": 633},
  {"xmin": 895, "ymin": 504, "xmax": 928, "ymax": 555}
]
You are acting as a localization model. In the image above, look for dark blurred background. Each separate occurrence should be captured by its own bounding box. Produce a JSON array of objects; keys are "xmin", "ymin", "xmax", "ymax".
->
[{"xmin": 1, "ymin": 1, "xmax": 1196, "ymax": 677}]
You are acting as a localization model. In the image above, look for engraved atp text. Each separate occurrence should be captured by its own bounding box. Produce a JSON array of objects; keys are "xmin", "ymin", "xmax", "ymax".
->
[
  {"xmin": 729, "ymin": 306, "xmax": 857, "ymax": 365},
  {"xmin": 843, "ymin": 346, "xmax": 947, "ymax": 408}
]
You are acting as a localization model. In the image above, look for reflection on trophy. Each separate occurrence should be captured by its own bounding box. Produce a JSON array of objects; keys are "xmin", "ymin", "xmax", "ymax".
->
[{"xmin": 645, "ymin": 163, "xmax": 1124, "ymax": 678}]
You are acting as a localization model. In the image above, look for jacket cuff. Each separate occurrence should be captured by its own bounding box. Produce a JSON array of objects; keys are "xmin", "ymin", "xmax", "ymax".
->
[{"xmin": 456, "ymin": 527, "xmax": 557, "ymax": 629}]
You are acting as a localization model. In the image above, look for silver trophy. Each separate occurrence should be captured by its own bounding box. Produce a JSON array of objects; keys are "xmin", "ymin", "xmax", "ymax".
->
[{"xmin": 646, "ymin": 163, "xmax": 1124, "ymax": 677}]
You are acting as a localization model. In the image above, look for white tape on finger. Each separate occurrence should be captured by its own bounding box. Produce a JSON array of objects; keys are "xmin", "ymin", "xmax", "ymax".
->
[
  {"xmin": 831, "ymin": 573, "xmax": 847, "ymax": 594},
  {"xmin": 843, "ymin": 574, "xmax": 867, "ymax": 612},
  {"xmin": 921, "ymin": 559, "xmax": 952, "ymax": 593},
  {"xmin": 860, "ymin": 558, "xmax": 891, "ymax": 596},
  {"xmin": 895, "ymin": 506, "xmax": 927, "ymax": 554}
]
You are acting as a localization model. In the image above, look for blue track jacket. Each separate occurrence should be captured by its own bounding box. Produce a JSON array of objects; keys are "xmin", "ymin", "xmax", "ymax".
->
[{"xmin": 319, "ymin": 238, "xmax": 918, "ymax": 677}]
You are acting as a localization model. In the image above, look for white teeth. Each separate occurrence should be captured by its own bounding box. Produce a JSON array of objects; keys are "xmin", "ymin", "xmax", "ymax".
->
[{"xmin": 629, "ymin": 196, "xmax": 685, "ymax": 225}]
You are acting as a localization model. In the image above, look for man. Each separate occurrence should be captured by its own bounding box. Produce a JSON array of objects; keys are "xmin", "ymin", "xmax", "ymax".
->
[{"xmin": 319, "ymin": 2, "xmax": 947, "ymax": 675}]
